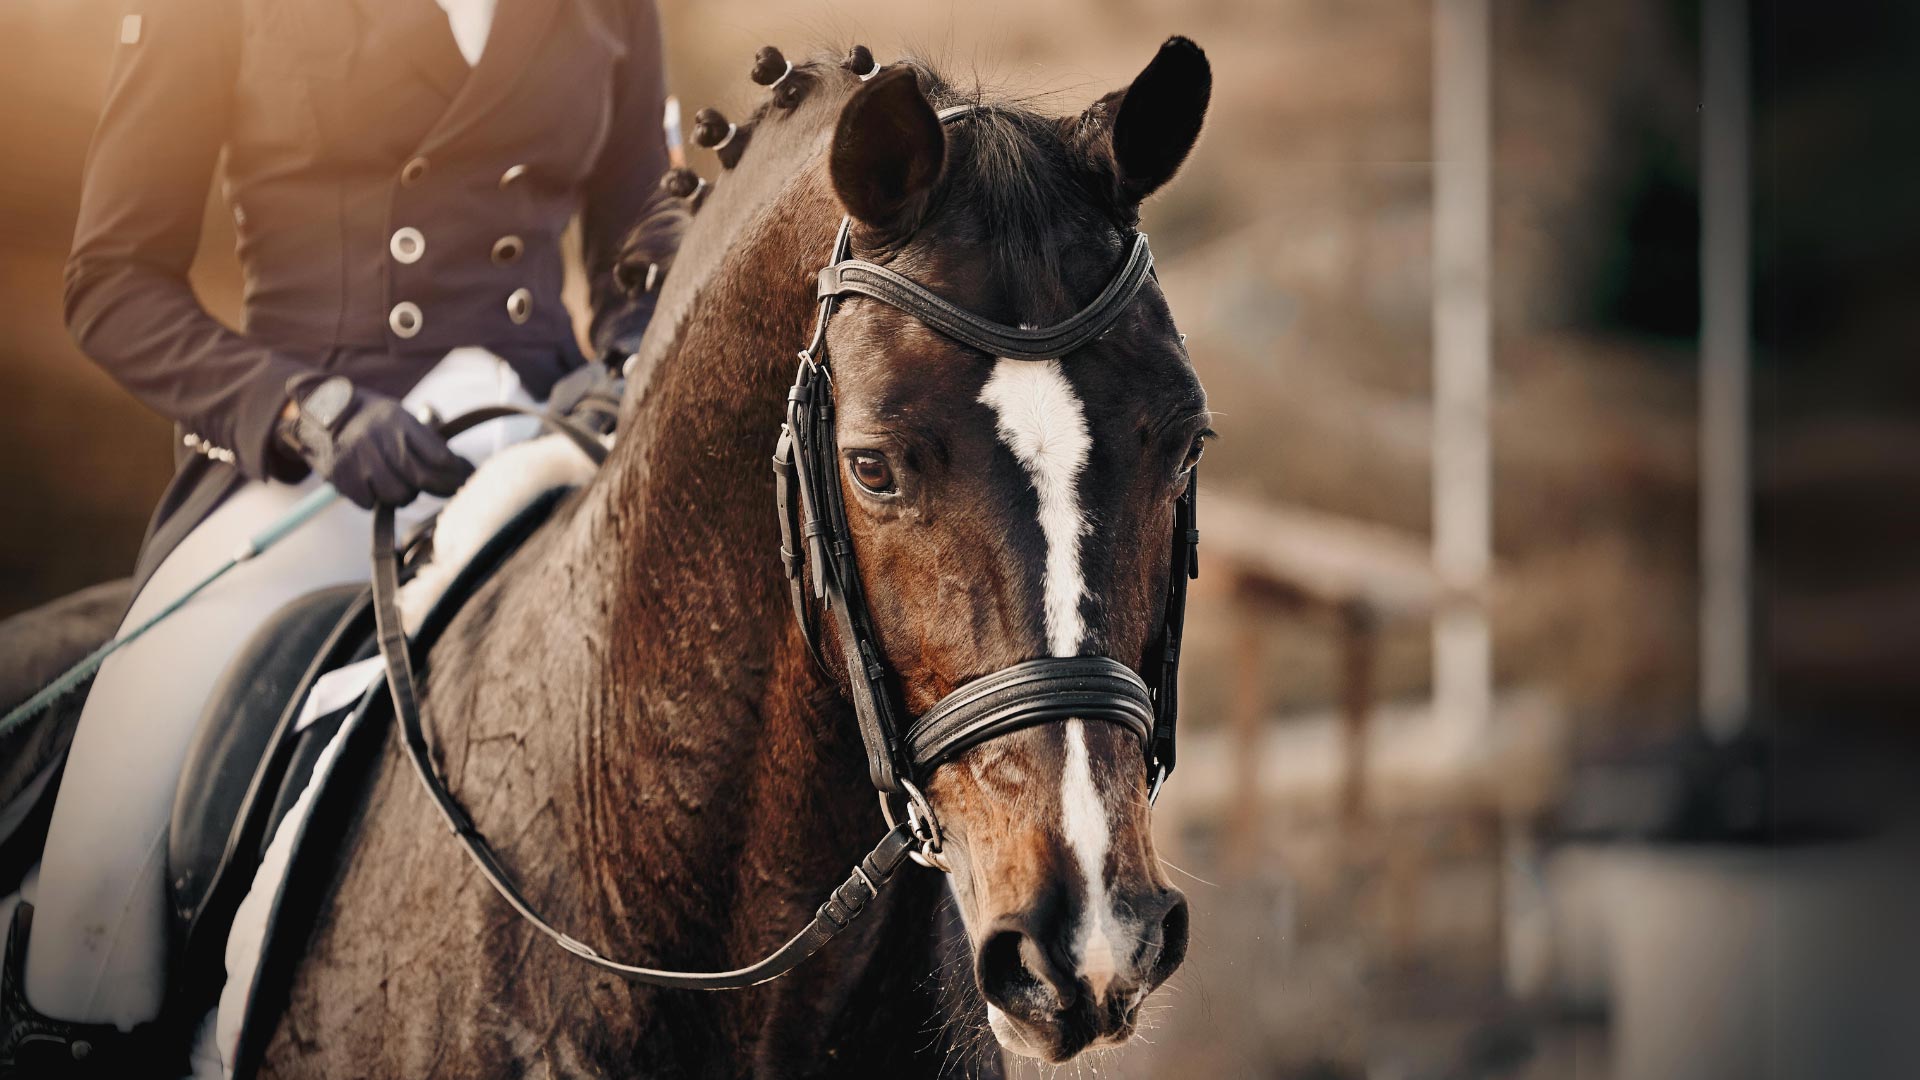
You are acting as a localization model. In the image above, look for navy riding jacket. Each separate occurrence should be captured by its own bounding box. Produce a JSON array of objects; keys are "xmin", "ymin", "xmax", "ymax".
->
[{"xmin": 64, "ymin": 0, "xmax": 667, "ymax": 582}]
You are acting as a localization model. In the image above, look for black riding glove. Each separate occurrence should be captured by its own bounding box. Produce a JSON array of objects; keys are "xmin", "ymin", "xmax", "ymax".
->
[
  {"xmin": 546, "ymin": 359, "xmax": 626, "ymax": 436},
  {"xmin": 277, "ymin": 375, "xmax": 473, "ymax": 509}
]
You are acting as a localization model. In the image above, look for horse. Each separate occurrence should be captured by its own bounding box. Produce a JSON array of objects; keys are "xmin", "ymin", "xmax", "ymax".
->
[{"xmin": 260, "ymin": 39, "xmax": 1212, "ymax": 1077}]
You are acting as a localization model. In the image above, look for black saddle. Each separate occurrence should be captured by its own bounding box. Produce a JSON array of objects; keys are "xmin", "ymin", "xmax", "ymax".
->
[
  {"xmin": 154, "ymin": 485, "xmax": 572, "ymax": 1076},
  {"xmin": 166, "ymin": 584, "xmax": 373, "ymax": 969}
]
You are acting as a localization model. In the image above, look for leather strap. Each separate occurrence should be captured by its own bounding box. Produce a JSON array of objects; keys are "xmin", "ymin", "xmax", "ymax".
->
[
  {"xmin": 814, "ymin": 106, "xmax": 1155, "ymax": 363},
  {"xmin": 790, "ymin": 366, "xmax": 909, "ymax": 794},
  {"xmin": 1149, "ymin": 481, "xmax": 1198, "ymax": 782},
  {"xmin": 370, "ymin": 405, "xmax": 921, "ymax": 989},
  {"xmin": 770, "ymin": 423, "xmax": 822, "ymax": 670},
  {"xmin": 818, "ymin": 233, "xmax": 1154, "ymax": 361},
  {"xmin": 436, "ymin": 403, "xmax": 610, "ymax": 466},
  {"xmin": 903, "ymin": 657, "xmax": 1154, "ymax": 771}
]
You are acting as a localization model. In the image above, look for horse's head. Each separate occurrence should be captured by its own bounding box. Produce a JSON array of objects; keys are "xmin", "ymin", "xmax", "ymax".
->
[{"xmin": 818, "ymin": 40, "xmax": 1211, "ymax": 1062}]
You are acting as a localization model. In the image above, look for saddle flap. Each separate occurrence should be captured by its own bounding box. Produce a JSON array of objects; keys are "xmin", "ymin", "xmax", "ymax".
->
[{"xmin": 167, "ymin": 585, "xmax": 366, "ymax": 947}]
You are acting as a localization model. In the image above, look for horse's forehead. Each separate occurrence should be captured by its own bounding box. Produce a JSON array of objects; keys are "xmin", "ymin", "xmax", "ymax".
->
[{"xmin": 845, "ymin": 328, "xmax": 1190, "ymax": 439}]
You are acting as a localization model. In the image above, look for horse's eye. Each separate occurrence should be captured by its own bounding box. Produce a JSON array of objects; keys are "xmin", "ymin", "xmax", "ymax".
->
[
  {"xmin": 1181, "ymin": 431, "xmax": 1211, "ymax": 474},
  {"xmin": 847, "ymin": 451, "xmax": 897, "ymax": 494}
]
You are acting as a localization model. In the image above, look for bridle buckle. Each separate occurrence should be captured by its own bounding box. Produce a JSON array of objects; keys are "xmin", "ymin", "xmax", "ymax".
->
[{"xmin": 879, "ymin": 778, "xmax": 950, "ymax": 873}]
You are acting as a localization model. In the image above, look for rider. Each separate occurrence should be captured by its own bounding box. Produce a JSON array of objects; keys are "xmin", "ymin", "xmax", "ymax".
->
[{"xmin": 2, "ymin": 0, "xmax": 668, "ymax": 1068}]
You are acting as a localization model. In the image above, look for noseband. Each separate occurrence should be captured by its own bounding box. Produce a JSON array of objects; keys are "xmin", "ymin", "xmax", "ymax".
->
[
  {"xmin": 773, "ymin": 105, "xmax": 1200, "ymax": 832},
  {"xmin": 371, "ymin": 103, "xmax": 1198, "ymax": 991}
]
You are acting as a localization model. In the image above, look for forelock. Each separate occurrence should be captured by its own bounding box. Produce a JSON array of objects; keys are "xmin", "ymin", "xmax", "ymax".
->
[{"xmin": 899, "ymin": 60, "xmax": 1130, "ymax": 321}]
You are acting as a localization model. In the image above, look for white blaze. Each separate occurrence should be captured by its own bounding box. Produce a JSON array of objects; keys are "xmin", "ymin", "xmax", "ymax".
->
[
  {"xmin": 1062, "ymin": 719, "xmax": 1119, "ymax": 998},
  {"xmin": 976, "ymin": 359, "xmax": 1090, "ymax": 657},
  {"xmin": 978, "ymin": 359, "xmax": 1119, "ymax": 997}
]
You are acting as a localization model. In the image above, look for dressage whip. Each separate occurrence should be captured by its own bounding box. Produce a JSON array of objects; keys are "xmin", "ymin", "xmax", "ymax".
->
[
  {"xmin": 0, "ymin": 485, "xmax": 342, "ymax": 738},
  {"xmin": 0, "ymin": 402, "xmax": 470, "ymax": 737}
]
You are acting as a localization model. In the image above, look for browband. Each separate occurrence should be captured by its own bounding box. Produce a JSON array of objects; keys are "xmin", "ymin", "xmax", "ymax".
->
[
  {"xmin": 816, "ymin": 233, "xmax": 1154, "ymax": 361},
  {"xmin": 813, "ymin": 102, "xmax": 1156, "ymax": 363}
]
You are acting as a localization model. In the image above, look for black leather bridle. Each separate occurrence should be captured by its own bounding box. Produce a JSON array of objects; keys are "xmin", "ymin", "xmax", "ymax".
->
[
  {"xmin": 775, "ymin": 192, "xmax": 1196, "ymax": 840},
  {"xmin": 371, "ymin": 104, "xmax": 1197, "ymax": 990}
]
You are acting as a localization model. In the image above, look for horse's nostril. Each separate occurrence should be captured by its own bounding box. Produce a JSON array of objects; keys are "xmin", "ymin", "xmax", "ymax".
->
[
  {"xmin": 1153, "ymin": 894, "xmax": 1190, "ymax": 984},
  {"xmin": 976, "ymin": 928, "xmax": 1052, "ymax": 1014}
]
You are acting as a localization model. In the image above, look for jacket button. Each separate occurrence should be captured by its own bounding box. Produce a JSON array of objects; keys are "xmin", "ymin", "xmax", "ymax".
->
[
  {"xmin": 499, "ymin": 164, "xmax": 528, "ymax": 190},
  {"xmin": 389, "ymin": 227, "xmax": 425, "ymax": 264},
  {"xmin": 506, "ymin": 288, "xmax": 533, "ymax": 325},
  {"xmin": 400, "ymin": 157, "xmax": 430, "ymax": 186},
  {"xmin": 389, "ymin": 301, "xmax": 424, "ymax": 338},
  {"xmin": 491, "ymin": 235, "xmax": 524, "ymax": 265}
]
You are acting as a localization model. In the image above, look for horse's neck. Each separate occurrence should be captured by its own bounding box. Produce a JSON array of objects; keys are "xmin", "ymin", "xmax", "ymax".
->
[
  {"xmin": 537, "ymin": 172, "xmax": 896, "ymax": 965},
  {"xmin": 399, "ymin": 138, "xmax": 982, "ymax": 1070}
]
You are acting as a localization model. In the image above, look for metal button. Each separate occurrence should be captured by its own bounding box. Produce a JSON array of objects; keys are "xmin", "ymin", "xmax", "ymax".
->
[
  {"xmin": 491, "ymin": 235, "xmax": 524, "ymax": 265},
  {"xmin": 181, "ymin": 432, "xmax": 235, "ymax": 464},
  {"xmin": 389, "ymin": 301, "xmax": 423, "ymax": 338},
  {"xmin": 499, "ymin": 163, "xmax": 528, "ymax": 189},
  {"xmin": 400, "ymin": 157, "xmax": 429, "ymax": 186},
  {"xmin": 389, "ymin": 227, "xmax": 425, "ymax": 264},
  {"xmin": 505, "ymin": 288, "xmax": 532, "ymax": 325}
]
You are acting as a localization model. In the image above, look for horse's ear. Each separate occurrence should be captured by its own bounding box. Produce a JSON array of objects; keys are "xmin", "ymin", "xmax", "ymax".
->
[
  {"xmin": 830, "ymin": 65, "xmax": 946, "ymax": 234},
  {"xmin": 1081, "ymin": 37, "xmax": 1211, "ymax": 205}
]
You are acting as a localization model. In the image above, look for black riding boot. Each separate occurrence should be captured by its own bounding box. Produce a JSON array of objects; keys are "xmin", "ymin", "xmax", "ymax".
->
[{"xmin": 1, "ymin": 903, "xmax": 161, "ymax": 1078}]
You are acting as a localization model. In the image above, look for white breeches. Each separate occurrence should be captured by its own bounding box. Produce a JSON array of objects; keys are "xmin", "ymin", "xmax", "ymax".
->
[{"xmin": 24, "ymin": 349, "xmax": 540, "ymax": 1028}]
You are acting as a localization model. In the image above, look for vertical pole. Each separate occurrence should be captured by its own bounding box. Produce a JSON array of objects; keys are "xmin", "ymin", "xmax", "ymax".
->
[
  {"xmin": 1432, "ymin": 0, "xmax": 1493, "ymax": 745},
  {"xmin": 664, "ymin": 96, "xmax": 687, "ymax": 169},
  {"xmin": 1338, "ymin": 603, "xmax": 1377, "ymax": 825},
  {"xmin": 1700, "ymin": 0, "xmax": 1751, "ymax": 740},
  {"xmin": 1226, "ymin": 585, "xmax": 1265, "ymax": 878}
]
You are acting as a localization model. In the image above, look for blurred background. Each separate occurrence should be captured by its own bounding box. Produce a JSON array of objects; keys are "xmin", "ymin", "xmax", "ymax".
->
[{"xmin": 4, "ymin": 0, "xmax": 1918, "ymax": 1077}]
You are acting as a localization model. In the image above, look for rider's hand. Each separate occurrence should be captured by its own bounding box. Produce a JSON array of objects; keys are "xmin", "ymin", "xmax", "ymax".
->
[{"xmin": 277, "ymin": 375, "xmax": 473, "ymax": 509}]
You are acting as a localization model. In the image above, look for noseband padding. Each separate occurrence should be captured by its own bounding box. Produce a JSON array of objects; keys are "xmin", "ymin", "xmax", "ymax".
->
[{"xmin": 904, "ymin": 656, "xmax": 1154, "ymax": 772}]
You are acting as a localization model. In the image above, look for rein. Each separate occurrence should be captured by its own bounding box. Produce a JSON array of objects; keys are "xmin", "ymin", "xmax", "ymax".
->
[
  {"xmin": 371, "ymin": 405, "xmax": 919, "ymax": 989},
  {"xmin": 371, "ymin": 104, "xmax": 1199, "ymax": 992}
]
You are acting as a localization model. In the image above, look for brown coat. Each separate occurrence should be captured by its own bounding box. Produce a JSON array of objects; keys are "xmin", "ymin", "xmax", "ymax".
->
[{"xmin": 64, "ymin": 0, "xmax": 667, "ymax": 581}]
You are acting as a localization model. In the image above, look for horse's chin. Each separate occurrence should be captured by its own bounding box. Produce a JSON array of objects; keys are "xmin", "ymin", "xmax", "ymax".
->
[
  {"xmin": 986, "ymin": 1004, "xmax": 1054, "ymax": 1060},
  {"xmin": 986, "ymin": 1003, "xmax": 1135, "ymax": 1064}
]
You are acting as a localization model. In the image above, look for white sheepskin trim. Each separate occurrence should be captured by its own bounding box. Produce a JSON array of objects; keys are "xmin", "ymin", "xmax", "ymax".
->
[
  {"xmin": 182, "ymin": 431, "xmax": 598, "ymax": 1077},
  {"xmin": 397, "ymin": 433, "xmax": 596, "ymax": 635},
  {"xmin": 187, "ymin": 705, "xmax": 365, "ymax": 1079}
]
